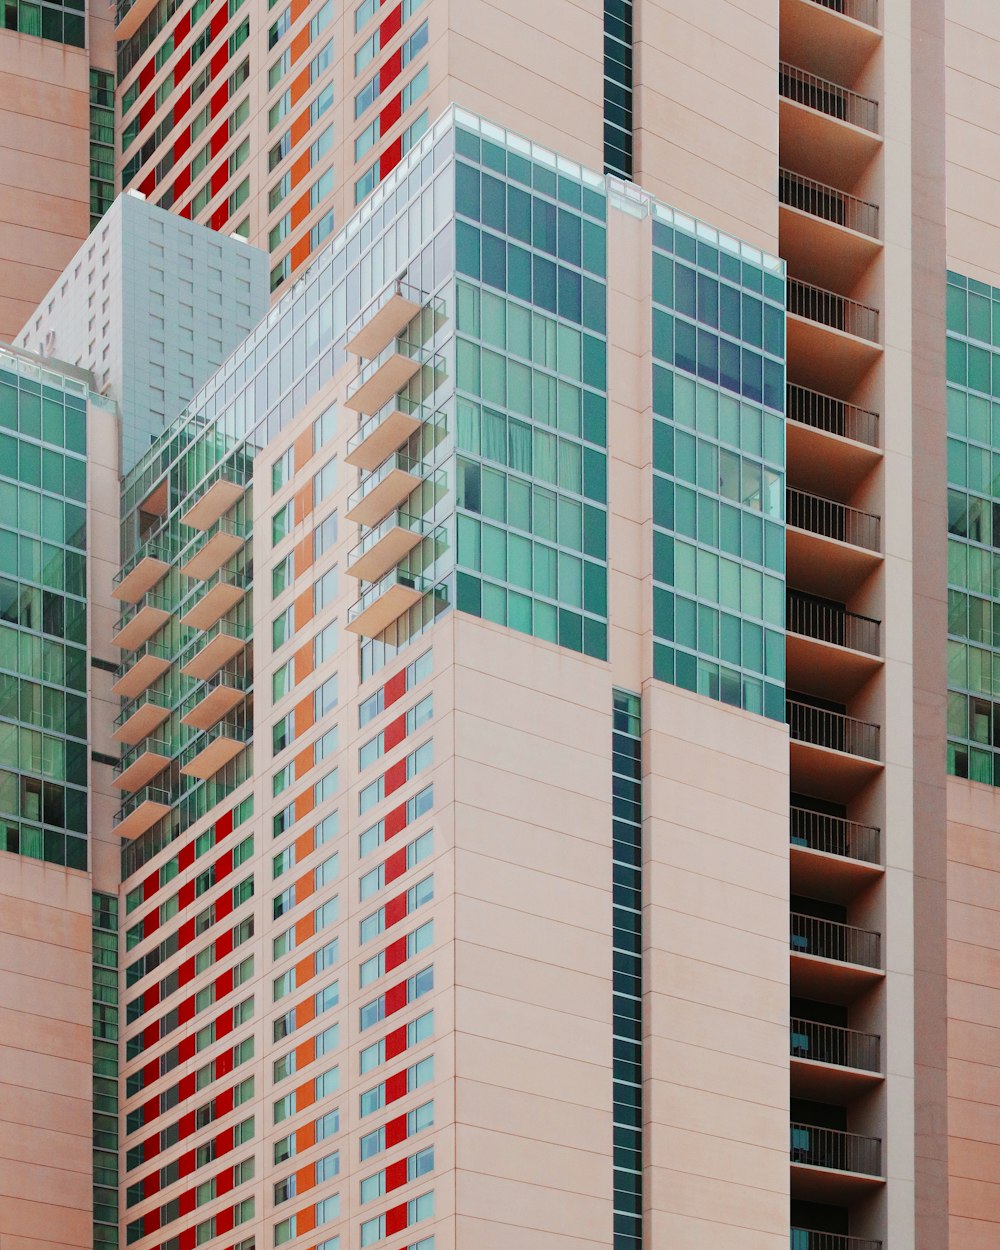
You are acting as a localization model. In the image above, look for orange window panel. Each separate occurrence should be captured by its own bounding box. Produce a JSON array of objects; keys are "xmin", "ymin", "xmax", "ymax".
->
[
  {"xmin": 295, "ymin": 1034, "xmax": 316, "ymax": 1071},
  {"xmin": 294, "ymin": 534, "xmax": 313, "ymax": 573},
  {"xmin": 295, "ymin": 911, "xmax": 315, "ymax": 948},
  {"xmin": 296, "ymin": 1119, "xmax": 316, "ymax": 1152},
  {"xmin": 295, "ymin": 1163, "xmax": 315, "ymax": 1197},
  {"xmin": 295, "ymin": 744, "xmax": 314, "ymax": 780},
  {"xmin": 292, "ymin": 150, "xmax": 311, "ymax": 185},
  {"xmin": 291, "ymin": 25, "xmax": 310, "ymax": 63},
  {"xmin": 291, "ymin": 110, "xmax": 310, "ymax": 147},
  {"xmin": 294, "ymin": 426, "xmax": 313, "ymax": 472},
  {"xmin": 290, "ymin": 65, "xmax": 310, "ymax": 106},
  {"xmin": 294, "ymin": 643, "xmax": 312, "ymax": 687},
  {"xmin": 294, "ymin": 995, "xmax": 315, "ymax": 1031},
  {"xmin": 295, "ymin": 827, "xmax": 315, "ymax": 863},
  {"xmin": 294, "ymin": 586, "xmax": 313, "ymax": 631},
  {"xmin": 295, "ymin": 788, "xmax": 314, "ymax": 825},
  {"xmin": 291, "ymin": 235, "xmax": 312, "ymax": 271},
  {"xmin": 290, "ymin": 0, "xmax": 308, "ymax": 21},
  {"xmin": 294, "ymin": 480, "xmax": 313, "ymax": 525},
  {"xmin": 294, "ymin": 953, "xmax": 313, "ymax": 987},
  {"xmin": 296, "ymin": 1078, "xmax": 316, "ymax": 1113},
  {"xmin": 296, "ymin": 1204, "xmax": 317, "ymax": 1236},
  {"xmin": 291, "ymin": 190, "xmax": 311, "ymax": 230},
  {"xmin": 294, "ymin": 693, "xmax": 315, "ymax": 739}
]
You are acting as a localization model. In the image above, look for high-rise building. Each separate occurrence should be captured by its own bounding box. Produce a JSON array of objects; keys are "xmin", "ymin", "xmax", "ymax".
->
[{"xmin": 9, "ymin": 2, "xmax": 1000, "ymax": 1250}]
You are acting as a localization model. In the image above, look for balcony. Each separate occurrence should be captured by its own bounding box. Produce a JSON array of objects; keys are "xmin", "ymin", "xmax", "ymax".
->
[
  {"xmin": 346, "ymin": 452, "xmax": 425, "ymax": 527},
  {"xmin": 779, "ymin": 169, "xmax": 880, "ymax": 290},
  {"xmin": 779, "ymin": 63, "xmax": 881, "ymax": 186},
  {"xmin": 786, "ymin": 591, "xmax": 880, "ymax": 701},
  {"xmin": 344, "ymin": 339, "xmax": 423, "ymax": 416},
  {"xmin": 112, "ymin": 543, "xmax": 171, "ymax": 605},
  {"xmin": 345, "ymin": 401, "xmax": 424, "ymax": 472},
  {"xmin": 791, "ymin": 1018, "xmax": 882, "ymax": 1100},
  {"xmin": 345, "ymin": 281, "xmax": 424, "ymax": 359},
  {"xmin": 790, "ymin": 806, "xmax": 882, "ymax": 898},
  {"xmin": 180, "ymin": 517, "xmax": 249, "ymax": 580},
  {"xmin": 786, "ymin": 384, "xmax": 880, "ymax": 498},
  {"xmin": 781, "ymin": 0, "xmax": 881, "ymax": 87},
  {"xmin": 346, "ymin": 511, "xmax": 435, "ymax": 583},
  {"xmin": 179, "ymin": 568, "xmax": 248, "ymax": 631},
  {"xmin": 113, "ymin": 689, "xmax": 171, "ymax": 746},
  {"xmin": 181, "ymin": 671, "xmax": 249, "ymax": 731},
  {"xmin": 790, "ymin": 1123, "xmax": 884, "ymax": 1201},
  {"xmin": 111, "ymin": 640, "xmax": 172, "ymax": 699},
  {"xmin": 179, "ymin": 720, "xmax": 249, "ymax": 780},
  {"xmin": 180, "ymin": 464, "xmax": 249, "ymax": 531},
  {"xmin": 114, "ymin": 738, "xmax": 171, "ymax": 793},
  {"xmin": 790, "ymin": 913, "xmax": 883, "ymax": 1001},
  {"xmin": 787, "ymin": 699, "xmax": 881, "ymax": 798},
  {"xmin": 786, "ymin": 278, "xmax": 880, "ymax": 394},
  {"xmin": 346, "ymin": 568, "xmax": 427, "ymax": 637},
  {"xmin": 786, "ymin": 488, "xmax": 881, "ymax": 601},
  {"xmin": 114, "ymin": 785, "xmax": 171, "ymax": 840},
  {"xmin": 790, "ymin": 1233, "xmax": 881, "ymax": 1250},
  {"xmin": 112, "ymin": 593, "xmax": 172, "ymax": 651},
  {"xmin": 180, "ymin": 619, "xmax": 250, "ymax": 682}
]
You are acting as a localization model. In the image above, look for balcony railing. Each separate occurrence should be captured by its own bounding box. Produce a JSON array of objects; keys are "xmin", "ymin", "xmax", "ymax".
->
[
  {"xmin": 787, "ymin": 278, "xmax": 879, "ymax": 343},
  {"xmin": 803, "ymin": 0, "xmax": 879, "ymax": 28},
  {"xmin": 791, "ymin": 1229, "xmax": 882, "ymax": 1250},
  {"xmin": 115, "ymin": 784, "xmax": 172, "ymax": 826},
  {"xmin": 786, "ymin": 488, "xmax": 881, "ymax": 552},
  {"xmin": 786, "ymin": 383, "xmax": 879, "ymax": 448},
  {"xmin": 787, "ymin": 699, "xmax": 881, "ymax": 761},
  {"xmin": 790, "ymin": 1123, "xmax": 882, "ymax": 1176},
  {"xmin": 114, "ymin": 590, "xmax": 173, "ymax": 637},
  {"xmin": 790, "ymin": 913, "xmax": 882, "ymax": 968},
  {"xmin": 115, "ymin": 736, "xmax": 172, "ymax": 780},
  {"xmin": 790, "ymin": 1018, "xmax": 881, "ymax": 1072},
  {"xmin": 779, "ymin": 63, "xmax": 879, "ymax": 134},
  {"xmin": 113, "ymin": 540, "xmax": 171, "ymax": 591},
  {"xmin": 779, "ymin": 169, "xmax": 879, "ymax": 239},
  {"xmin": 114, "ymin": 687, "xmax": 172, "ymax": 732},
  {"xmin": 786, "ymin": 590, "xmax": 880, "ymax": 656},
  {"xmin": 790, "ymin": 806, "xmax": 880, "ymax": 864}
]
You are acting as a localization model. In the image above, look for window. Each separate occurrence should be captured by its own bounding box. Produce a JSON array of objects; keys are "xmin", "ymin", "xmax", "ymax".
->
[
  {"xmin": 269, "ymin": 91, "xmax": 291, "ymax": 131},
  {"xmin": 311, "ymin": 123, "xmax": 334, "ymax": 165},
  {"xmin": 269, "ymin": 213, "xmax": 292, "ymax": 252},
  {"xmin": 315, "ymin": 566, "xmax": 337, "ymax": 611},
  {"xmin": 228, "ymin": 178, "xmax": 249, "ymax": 216},
  {"xmin": 356, "ymin": 118, "xmax": 379, "ymax": 163},
  {"xmin": 315, "ymin": 674, "xmax": 339, "ymax": 717},
  {"xmin": 272, "ymin": 554, "xmax": 294, "ymax": 596},
  {"xmin": 309, "ymin": 0, "xmax": 332, "ymax": 36},
  {"xmin": 269, "ymin": 48, "xmax": 290, "ymax": 88},
  {"xmin": 268, "ymin": 5, "xmax": 289, "ymax": 47},
  {"xmin": 315, "ymin": 621, "xmax": 338, "ymax": 665},
  {"xmin": 272, "ymin": 608, "xmax": 295, "ymax": 652},
  {"xmin": 311, "ymin": 39, "xmax": 332, "ymax": 81},
  {"xmin": 314, "ymin": 455, "xmax": 337, "ymax": 502},
  {"xmin": 269, "ymin": 129, "xmax": 292, "ymax": 172},
  {"xmin": 269, "ymin": 172, "xmax": 291, "ymax": 212},
  {"xmin": 273, "ymin": 661, "xmax": 293, "ymax": 701},
  {"xmin": 355, "ymin": 0, "xmax": 378, "ymax": 30},
  {"xmin": 311, "ymin": 84, "xmax": 334, "ymax": 124}
]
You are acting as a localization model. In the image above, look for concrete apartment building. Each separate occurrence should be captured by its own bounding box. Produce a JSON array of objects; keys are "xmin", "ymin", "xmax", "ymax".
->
[{"xmin": 2, "ymin": 1, "xmax": 1000, "ymax": 1250}]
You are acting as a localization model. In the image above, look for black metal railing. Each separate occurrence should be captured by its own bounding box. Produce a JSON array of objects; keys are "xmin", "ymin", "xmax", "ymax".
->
[
  {"xmin": 786, "ymin": 590, "xmax": 880, "ymax": 656},
  {"xmin": 790, "ymin": 806, "xmax": 881, "ymax": 864},
  {"xmin": 787, "ymin": 699, "xmax": 881, "ymax": 760},
  {"xmin": 786, "ymin": 487, "xmax": 881, "ymax": 552},
  {"xmin": 790, "ymin": 1018, "xmax": 881, "ymax": 1072},
  {"xmin": 804, "ymin": 0, "xmax": 879, "ymax": 28},
  {"xmin": 791, "ymin": 1230, "xmax": 882, "ymax": 1250},
  {"xmin": 790, "ymin": 913, "xmax": 882, "ymax": 968},
  {"xmin": 790, "ymin": 1123, "xmax": 882, "ymax": 1176},
  {"xmin": 779, "ymin": 62, "xmax": 879, "ymax": 134},
  {"xmin": 779, "ymin": 169, "xmax": 879, "ymax": 239},
  {"xmin": 786, "ymin": 383, "xmax": 879, "ymax": 448},
  {"xmin": 787, "ymin": 277, "xmax": 880, "ymax": 342}
]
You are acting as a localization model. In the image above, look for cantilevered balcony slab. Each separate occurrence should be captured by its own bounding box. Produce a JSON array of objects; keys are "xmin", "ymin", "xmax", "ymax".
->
[
  {"xmin": 786, "ymin": 421, "xmax": 881, "ymax": 500},
  {"xmin": 181, "ymin": 629, "xmax": 247, "ymax": 681},
  {"xmin": 346, "ymin": 290, "xmax": 422, "ymax": 359},
  {"xmin": 791, "ymin": 1054, "xmax": 883, "ymax": 1103},
  {"xmin": 181, "ymin": 478, "xmax": 246, "ymax": 530},
  {"xmin": 346, "ymin": 465, "xmax": 423, "ymax": 527},
  {"xmin": 180, "ymin": 728, "xmax": 246, "ymax": 780},
  {"xmin": 786, "ymin": 311, "xmax": 882, "ymax": 397},
  {"xmin": 180, "ymin": 529, "xmax": 246, "ymax": 580},
  {"xmin": 786, "ymin": 631, "xmax": 881, "ymax": 703},
  {"xmin": 115, "ymin": 790, "xmax": 171, "ymax": 840},
  {"xmin": 780, "ymin": 0, "xmax": 882, "ymax": 87},
  {"xmin": 780, "ymin": 205, "xmax": 881, "ymax": 294},
  {"xmin": 346, "ymin": 516, "xmax": 424, "ymax": 583},
  {"xmin": 113, "ymin": 699, "xmax": 171, "ymax": 746},
  {"xmin": 113, "ymin": 555, "xmax": 171, "ymax": 604},
  {"xmin": 786, "ymin": 527, "xmax": 881, "ymax": 602},
  {"xmin": 345, "ymin": 408, "xmax": 423, "ymax": 471},
  {"xmin": 346, "ymin": 573, "xmax": 424, "ymax": 637},
  {"xmin": 181, "ymin": 681, "xmax": 246, "ymax": 730},
  {"xmin": 790, "ymin": 843, "xmax": 884, "ymax": 903},
  {"xmin": 789, "ymin": 738, "xmax": 882, "ymax": 802},
  {"xmin": 112, "ymin": 604, "xmax": 170, "ymax": 651},
  {"xmin": 180, "ymin": 581, "xmax": 245, "ymax": 630},
  {"xmin": 112, "ymin": 651, "xmax": 171, "ymax": 699},
  {"xmin": 345, "ymin": 352, "xmax": 421, "ymax": 415},
  {"xmin": 778, "ymin": 97, "xmax": 882, "ymax": 188},
  {"xmin": 115, "ymin": 746, "xmax": 170, "ymax": 793}
]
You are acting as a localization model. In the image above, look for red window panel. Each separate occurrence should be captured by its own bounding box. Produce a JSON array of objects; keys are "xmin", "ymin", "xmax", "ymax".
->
[
  {"xmin": 178, "ymin": 955, "xmax": 196, "ymax": 987},
  {"xmin": 385, "ymin": 1199, "xmax": 408, "ymax": 1235},
  {"xmin": 173, "ymin": 48, "xmax": 191, "ymax": 79},
  {"xmin": 383, "ymin": 889, "xmax": 408, "ymax": 929},
  {"xmin": 172, "ymin": 164, "xmax": 191, "ymax": 199},
  {"xmin": 379, "ymin": 139, "xmax": 403, "ymax": 183},
  {"xmin": 384, "ymin": 1067, "xmax": 408, "ymax": 1104},
  {"xmin": 143, "ymin": 982, "xmax": 160, "ymax": 1014},
  {"xmin": 379, "ymin": 88, "xmax": 402, "ymax": 132},
  {"xmin": 383, "ymin": 758, "xmax": 407, "ymax": 796},
  {"xmin": 178, "ymin": 879, "xmax": 196, "ymax": 911},
  {"xmin": 174, "ymin": 9, "xmax": 190, "ymax": 38},
  {"xmin": 383, "ymin": 979, "xmax": 408, "ymax": 1017},
  {"xmin": 216, "ymin": 808, "xmax": 234, "ymax": 841},
  {"xmin": 178, "ymin": 840, "xmax": 196, "ymax": 873},
  {"xmin": 211, "ymin": 164, "xmax": 229, "ymax": 197},
  {"xmin": 380, "ymin": 1, "xmax": 402, "ymax": 42},
  {"xmin": 385, "ymin": 1157, "xmax": 408, "ymax": 1192},
  {"xmin": 383, "ymin": 711, "xmax": 406, "ymax": 751},
  {"xmin": 384, "ymin": 1021, "xmax": 408, "ymax": 1063},
  {"xmin": 140, "ymin": 97, "xmax": 155, "ymax": 129},
  {"xmin": 141, "ymin": 172, "xmax": 156, "ymax": 198},
  {"xmin": 380, "ymin": 45, "xmax": 402, "ymax": 91},
  {"xmin": 210, "ymin": 83, "xmax": 228, "ymax": 118},
  {"xmin": 383, "ymin": 669, "xmax": 407, "ymax": 707},
  {"xmin": 178, "ymin": 1188, "xmax": 196, "ymax": 1217},
  {"xmin": 384, "ymin": 801, "xmax": 408, "ymax": 839},
  {"xmin": 216, "ymin": 1206, "xmax": 235, "ymax": 1237},
  {"xmin": 144, "ymin": 873, "xmax": 159, "ymax": 902},
  {"xmin": 384, "ymin": 1107, "xmax": 408, "ymax": 1147},
  {"xmin": 383, "ymin": 845, "xmax": 407, "ymax": 885},
  {"xmin": 210, "ymin": 43, "xmax": 228, "ymax": 80},
  {"xmin": 210, "ymin": 5, "xmax": 227, "ymax": 38},
  {"xmin": 177, "ymin": 996, "xmax": 194, "ymax": 1027},
  {"xmin": 139, "ymin": 59, "xmax": 155, "ymax": 90},
  {"xmin": 384, "ymin": 935, "xmax": 408, "ymax": 975},
  {"xmin": 178, "ymin": 1033, "xmax": 196, "ymax": 1065}
]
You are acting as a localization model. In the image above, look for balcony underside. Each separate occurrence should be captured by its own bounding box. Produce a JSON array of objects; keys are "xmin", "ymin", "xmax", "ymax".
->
[
  {"xmin": 786, "ymin": 312, "xmax": 882, "ymax": 396},
  {"xmin": 345, "ymin": 409, "xmax": 422, "ymax": 471},
  {"xmin": 113, "ymin": 556, "xmax": 170, "ymax": 604},
  {"xmin": 790, "ymin": 737, "xmax": 882, "ymax": 802},
  {"xmin": 112, "ymin": 654, "xmax": 171, "ymax": 699},
  {"xmin": 780, "ymin": 205, "xmax": 881, "ymax": 292},
  {"xmin": 181, "ymin": 479, "xmax": 245, "ymax": 531},
  {"xmin": 791, "ymin": 1055, "xmax": 883, "ymax": 1102},
  {"xmin": 346, "ymin": 292, "xmax": 422, "ymax": 358},
  {"xmin": 345, "ymin": 355, "xmax": 421, "ymax": 415},
  {"xmin": 346, "ymin": 582, "xmax": 423, "ymax": 637},
  {"xmin": 786, "ymin": 631, "xmax": 881, "ymax": 703},
  {"xmin": 779, "ymin": 98, "xmax": 882, "ymax": 187},
  {"xmin": 181, "ymin": 531, "xmax": 245, "ymax": 580},
  {"xmin": 780, "ymin": 0, "xmax": 882, "ymax": 86},
  {"xmin": 790, "ymin": 1160, "xmax": 885, "ymax": 1204},
  {"xmin": 180, "ymin": 734, "xmax": 245, "ymax": 780},
  {"xmin": 790, "ymin": 843, "xmax": 884, "ymax": 903},
  {"xmin": 181, "ymin": 632, "xmax": 247, "ymax": 681},
  {"xmin": 181, "ymin": 684, "xmax": 245, "ymax": 730},
  {"xmin": 786, "ymin": 419, "xmax": 881, "ymax": 498},
  {"xmin": 116, "ymin": 797, "xmax": 171, "ymax": 840},
  {"xmin": 113, "ymin": 701, "xmax": 170, "ymax": 746},
  {"xmin": 786, "ymin": 525, "xmax": 881, "ymax": 601},
  {"xmin": 790, "ymin": 949, "xmax": 884, "ymax": 1004},
  {"xmin": 347, "ymin": 525, "xmax": 423, "ymax": 583},
  {"xmin": 112, "ymin": 606, "xmax": 170, "ymax": 651},
  {"xmin": 180, "ymin": 582, "xmax": 245, "ymax": 631},
  {"xmin": 346, "ymin": 468, "xmax": 422, "ymax": 526},
  {"xmin": 115, "ymin": 750, "xmax": 169, "ymax": 793}
]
